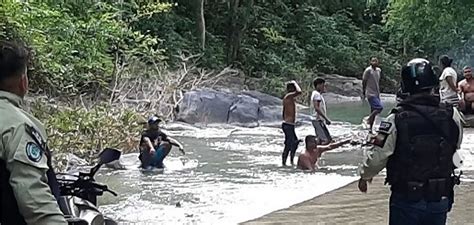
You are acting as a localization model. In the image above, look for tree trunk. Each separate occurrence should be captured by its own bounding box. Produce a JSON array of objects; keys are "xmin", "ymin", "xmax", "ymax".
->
[
  {"xmin": 403, "ymin": 38, "xmax": 407, "ymax": 56},
  {"xmin": 226, "ymin": 0, "xmax": 239, "ymax": 64},
  {"xmin": 226, "ymin": 0, "xmax": 253, "ymax": 64},
  {"xmin": 196, "ymin": 0, "xmax": 206, "ymax": 50}
]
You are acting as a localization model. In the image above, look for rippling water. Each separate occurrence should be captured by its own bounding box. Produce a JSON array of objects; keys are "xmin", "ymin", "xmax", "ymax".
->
[{"xmin": 94, "ymin": 102, "xmax": 474, "ymax": 225}]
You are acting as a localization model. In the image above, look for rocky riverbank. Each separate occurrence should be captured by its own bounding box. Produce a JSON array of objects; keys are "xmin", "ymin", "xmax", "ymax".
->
[
  {"xmin": 33, "ymin": 73, "xmax": 396, "ymax": 170},
  {"xmin": 176, "ymin": 88, "xmax": 396, "ymax": 127}
]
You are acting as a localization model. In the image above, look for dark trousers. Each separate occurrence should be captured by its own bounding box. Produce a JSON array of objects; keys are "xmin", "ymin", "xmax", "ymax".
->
[
  {"xmin": 311, "ymin": 120, "xmax": 332, "ymax": 144},
  {"xmin": 282, "ymin": 122, "xmax": 298, "ymax": 165},
  {"xmin": 463, "ymin": 100, "xmax": 473, "ymax": 114},
  {"xmin": 389, "ymin": 192, "xmax": 450, "ymax": 225}
]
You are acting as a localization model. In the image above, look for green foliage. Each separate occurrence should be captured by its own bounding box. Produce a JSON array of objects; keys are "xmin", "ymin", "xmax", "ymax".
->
[
  {"xmin": 0, "ymin": 0, "xmax": 166, "ymax": 95},
  {"xmin": 31, "ymin": 99, "xmax": 145, "ymax": 165},
  {"xmin": 130, "ymin": 1, "xmax": 397, "ymax": 95},
  {"xmin": 386, "ymin": 0, "xmax": 474, "ymax": 66},
  {"xmin": 234, "ymin": 2, "xmax": 400, "ymax": 93},
  {"xmin": 4, "ymin": 0, "xmax": 471, "ymax": 97}
]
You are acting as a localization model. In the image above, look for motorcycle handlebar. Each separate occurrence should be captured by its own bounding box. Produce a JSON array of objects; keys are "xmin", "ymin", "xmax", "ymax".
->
[
  {"xmin": 57, "ymin": 177, "xmax": 117, "ymax": 197},
  {"xmin": 92, "ymin": 183, "xmax": 117, "ymax": 196}
]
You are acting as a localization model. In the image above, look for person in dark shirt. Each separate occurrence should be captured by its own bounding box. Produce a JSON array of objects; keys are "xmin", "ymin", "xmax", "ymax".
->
[{"xmin": 139, "ymin": 116, "xmax": 185, "ymax": 169}]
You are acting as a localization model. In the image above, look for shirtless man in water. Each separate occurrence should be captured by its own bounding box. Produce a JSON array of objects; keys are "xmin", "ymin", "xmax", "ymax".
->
[
  {"xmin": 282, "ymin": 80, "xmax": 302, "ymax": 166},
  {"xmin": 459, "ymin": 66, "xmax": 474, "ymax": 114},
  {"xmin": 297, "ymin": 135, "xmax": 351, "ymax": 172}
]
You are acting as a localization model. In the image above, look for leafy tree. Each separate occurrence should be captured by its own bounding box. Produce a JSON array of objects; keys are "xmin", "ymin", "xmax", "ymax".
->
[
  {"xmin": 386, "ymin": 0, "xmax": 474, "ymax": 67},
  {"xmin": 0, "ymin": 0, "xmax": 167, "ymax": 96}
]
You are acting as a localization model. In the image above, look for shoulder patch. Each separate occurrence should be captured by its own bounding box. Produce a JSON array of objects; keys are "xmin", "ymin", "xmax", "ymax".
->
[
  {"xmin": 378, "ymin": 121, "xmax": 392, "ymax": 132},
  {"xmin": 26, "ymin": 142, "xmax": 43, "ymax": 162}
]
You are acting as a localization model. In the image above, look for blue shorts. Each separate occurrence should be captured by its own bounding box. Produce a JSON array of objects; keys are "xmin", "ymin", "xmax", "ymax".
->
[
  {"xmin": 368, "ymin": 96, "xmax": 383, "ymax": 111},
  {"xmin": 150, "ymin": 145, "xmax": 166, "ymax": 168}
]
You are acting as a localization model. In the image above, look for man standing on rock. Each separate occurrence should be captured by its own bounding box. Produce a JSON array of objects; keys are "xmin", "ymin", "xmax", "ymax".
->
[
  {"xmin": 310, "ymin": 78, "xmax": 332, "ymax": 144},
  {"xmin": 282, "ymin": 80, "xmax": 302, "ymax": 166},
  {"xmin": 362, "ymin": 57, "xmax": 383, "ymax": 131},
  {"xmin": 358, "ymin": 58, "xmax": 463, "ymax": 225}
]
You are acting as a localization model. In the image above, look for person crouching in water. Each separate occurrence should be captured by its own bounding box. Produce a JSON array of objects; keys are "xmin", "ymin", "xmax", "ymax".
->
[
  {"xmin": 139, "ymin": 116, "xmax": 185, "ymax": 169},
  {"xmin": 297, "ymin": 135, "xmax": 350, "ymax": 172}
]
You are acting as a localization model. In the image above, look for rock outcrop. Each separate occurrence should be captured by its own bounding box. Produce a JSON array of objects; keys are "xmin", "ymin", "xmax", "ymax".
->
[
  {"xmin": 177, "ymin": 89, "xmax": 305, "ymax": 127},
  {"xmin": 176, "ymin": 72, "xmax": 398, "ymax": 127},
  {"xmin": 317, "ymin": 74, "xmax": 362, "ymax": 97}
]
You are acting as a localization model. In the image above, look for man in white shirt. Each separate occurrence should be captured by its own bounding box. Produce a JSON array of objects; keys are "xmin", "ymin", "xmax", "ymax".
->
[
  {"xmin": 310, "ymin": 78, "xmax": 332, "ymax": 144},
  {"xmin": 438, "ymin": 55, "xmax": 460, "ymax": 105}
]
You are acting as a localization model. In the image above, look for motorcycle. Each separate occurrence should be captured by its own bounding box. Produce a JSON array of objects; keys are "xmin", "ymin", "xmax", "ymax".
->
[{"xmin": 56, "ymin": 148, "xmax": 121, "ymax": 225}]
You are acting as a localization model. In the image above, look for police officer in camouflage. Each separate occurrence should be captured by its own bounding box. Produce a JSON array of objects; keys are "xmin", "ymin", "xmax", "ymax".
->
[
  {"xmin": 357, "ymin": 58, "xmax": 463, "ymax": 225},
  {"xmin": 0, "ymin": 40, "xmax": 66, "ymax": 224}
]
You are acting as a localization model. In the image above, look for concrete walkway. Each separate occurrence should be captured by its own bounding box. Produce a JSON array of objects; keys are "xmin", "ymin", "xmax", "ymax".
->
[{"xmin": 242, "ymin": 176, "xmax": 474, "ymax": 225}]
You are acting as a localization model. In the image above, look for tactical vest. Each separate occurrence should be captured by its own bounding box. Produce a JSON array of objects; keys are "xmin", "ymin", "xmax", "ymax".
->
[
  {"xmin": 386, "ymin": 102, "xmax": 459, "ymax": 197},
  {"xmin": 0, "ymin": 125, "xmax": 61, "ymax": 225}
]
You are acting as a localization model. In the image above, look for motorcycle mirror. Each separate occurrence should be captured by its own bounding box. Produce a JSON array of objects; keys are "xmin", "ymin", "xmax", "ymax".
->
[
  {"xmin": 88, "ymin": 148, "xmax": 122, "ymax": 177},
  {"xmin": 98, "ymin": 148, "xmax": 122, "ymax": 165}
]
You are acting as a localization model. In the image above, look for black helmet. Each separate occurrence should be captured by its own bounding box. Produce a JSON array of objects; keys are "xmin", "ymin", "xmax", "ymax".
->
[{"xmin": 400, "ymin": 58, "xmax": 438, "ymax": 94}]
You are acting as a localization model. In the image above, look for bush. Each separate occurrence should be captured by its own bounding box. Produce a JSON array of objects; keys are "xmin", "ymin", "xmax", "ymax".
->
[
  {"xmin": 30, "ymin": 98, "xmax": 145, "ymax": 169},
  {"xmin": 0, "ymin": 1, "xmax": 165, "ymax": 96}
]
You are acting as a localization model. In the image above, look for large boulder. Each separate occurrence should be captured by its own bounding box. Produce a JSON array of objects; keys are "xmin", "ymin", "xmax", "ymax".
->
[
  {"xmin": 242, "ymin": 90, "xmax": 282, "ymax": 106},
  {"xmin": 228, "ymin": 94, "xmax": 260, "ymax": 127},
  {"xmin": 317, "ymin": 74, "xmax": 362, "ymax": 97},
  {"xmin": 177, "ymin": 89, "xmax": 314, "ymax": 126},
  {"xmin": 177, "ymin": 89, "xmax": 237, "ymax": 124},
  {"xmin": 258, "ymin": 105, "xmax": 282, "ymax": 123}
]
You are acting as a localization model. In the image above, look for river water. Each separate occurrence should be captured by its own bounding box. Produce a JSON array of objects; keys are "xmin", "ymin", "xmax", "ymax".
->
[{"xmin": 95, "ymin": 101, "xmax": 474, "ymax": 225}]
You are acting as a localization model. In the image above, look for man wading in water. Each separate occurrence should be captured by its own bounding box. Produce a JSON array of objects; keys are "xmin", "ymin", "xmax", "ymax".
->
[
  {"xmin": 310, "ymin": 78, "xmax": 332, "ymax": 144},
  {"xmin": 282, "ymin": 80, "xmax": 302, "ymax": 166},
  {"xmin": 297, "ymin": 135, "xmax": 350, "ymax": 172},
  {"xmin": 458, "ymin": 66, "xmax": 474, "ymax": 114}
]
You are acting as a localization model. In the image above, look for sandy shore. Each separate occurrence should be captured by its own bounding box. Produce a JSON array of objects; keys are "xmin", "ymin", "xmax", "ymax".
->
[{"xmin": 242, "ymin": 176, "xmax": 474, "ymax": 225}]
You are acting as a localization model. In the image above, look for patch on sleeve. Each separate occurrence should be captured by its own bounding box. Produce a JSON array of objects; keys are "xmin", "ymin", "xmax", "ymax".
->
[
  {"xmin": 378, "ymin": 121, "xmax": 392, "ymax": 133},
  {"xmin": 368, "ymin": 133, "xmax": 389, "ymax": 148},
  {"xmin": 26, "ymin": 142, "xmax": 43, "ymax": 162}
]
